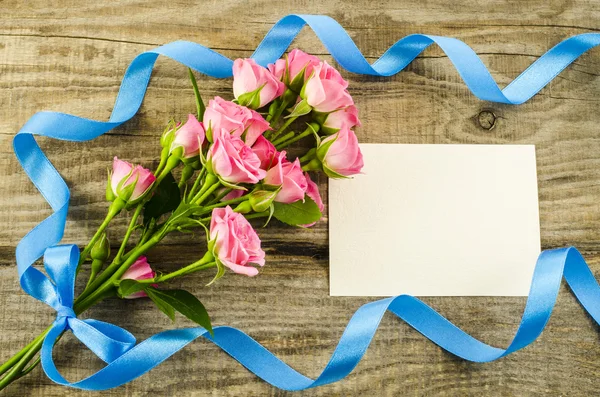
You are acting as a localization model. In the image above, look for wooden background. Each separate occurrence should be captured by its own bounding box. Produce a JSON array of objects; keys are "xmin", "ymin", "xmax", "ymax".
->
[{"xmin": 1, "ymin": 0, "xmax": 600, "ymax": 395}]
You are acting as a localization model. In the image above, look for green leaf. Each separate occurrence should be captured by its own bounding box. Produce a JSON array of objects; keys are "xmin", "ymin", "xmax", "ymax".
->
[
  {"xmin": 249, "ymin": 190, "xmax": 277, "ymax": 213},
  {"xmin": 207, "ymin": 257, "xmax": 226, "ymax": 287},
  {"xmin": 188, "ymin": 68, "xmax": 206, "ymax": 119},
  {"xmin": 272, "ymin": 196, "xmax": 322, "ymax": 226},
  {"xmin": 316, "ymin": 135, "xmax": 336, "ymax": 162},
  {"xmin": 143, "ymin": 172, "xmax": 181, "ymax": 224},
  {"xmin": 323, "ymin": 163, "xmax": 350, "ymax": 179},
  {"xmin": 217, "ymin": 176, "xmax": 247, "ymax": 191},
  {"xmin": 105, "ymin": 169, "xmax": 116, "ymax": 201},
  {"xmin": 146, "ymin": 288, "xmax": 176, "ymax": 322},
  {"xmin": 286, "ymin": 99, "xmax": 312, "ymax": 118},
  {"xmin": 117, "ymin": 172, "xmax": 138, "ymax": 203},
  {"xmin": 306, "ymin": 122, "xmax": 321, "ymax": 145},
  {"xmin": 288, "ymin": 65, "xmax": 308, "ymax": 93},
  {"xmin": 262, "ymin": 203, "xmax": 275, "ymax": 227},
  {"xmin": 237, "ymin": 85, "xmax": 263, "ymax": 109},
  {"xmin": 147, "ymin": 288, "xmax": 213, "ymax": 335},
  {"xmin": 117, "ymin": 279, "xmax": 147, "ymax": 298}
]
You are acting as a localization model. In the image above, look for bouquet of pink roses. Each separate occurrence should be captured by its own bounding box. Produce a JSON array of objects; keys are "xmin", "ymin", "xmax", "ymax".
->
[{"xmin": 0, "ymin": 49, "xmax": 363, "ymax": 389}]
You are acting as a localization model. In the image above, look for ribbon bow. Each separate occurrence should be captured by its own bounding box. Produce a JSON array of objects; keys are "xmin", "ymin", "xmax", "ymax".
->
[
  {"xmin": 10, "ymin": 13, "xmax": 600, "ymax": 392},
  {"xmin": 31, "ymin": 245, "xmax": 136, "ymax": 385}
]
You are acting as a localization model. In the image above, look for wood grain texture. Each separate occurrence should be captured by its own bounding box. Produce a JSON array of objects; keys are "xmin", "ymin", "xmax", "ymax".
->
[{"xmin": 1, "ymin": 0, "xmax": 600, "ymax": 395}]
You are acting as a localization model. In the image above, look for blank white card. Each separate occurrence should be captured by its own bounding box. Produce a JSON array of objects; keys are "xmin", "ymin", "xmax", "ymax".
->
[{"xmin": 329, "ymin": 144, "xmax": 541, "ymax": 297}]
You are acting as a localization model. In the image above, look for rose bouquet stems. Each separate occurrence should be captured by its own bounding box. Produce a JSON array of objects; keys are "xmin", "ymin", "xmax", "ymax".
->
[{"xmin": 0, "ymin": 50, "xmax": 364, "ymax": 390}]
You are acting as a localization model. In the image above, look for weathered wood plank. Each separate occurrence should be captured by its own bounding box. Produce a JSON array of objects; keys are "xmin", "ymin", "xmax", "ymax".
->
[{"xmin": 1, "ymin": 0, "xmax": 600, "ymax": 395}]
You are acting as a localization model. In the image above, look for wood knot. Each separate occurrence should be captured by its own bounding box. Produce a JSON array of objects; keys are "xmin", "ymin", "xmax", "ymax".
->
[{"xmin": 476, "ymin": 109, "xmax": 497, "ymax": 130}]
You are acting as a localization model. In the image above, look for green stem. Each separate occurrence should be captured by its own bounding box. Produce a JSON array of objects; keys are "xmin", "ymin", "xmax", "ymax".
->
[
  {"xmin": 208, "ymin": 187, "xmax": 232, "ymax": 205},
  {"xmin": 77, "ymin": 201, "xmax": 122, "ymax": 269},
  {"xmin": 114, "ymin": 204, "xmax": 144, "ymax": 263},
  {"xmin": 85, "ymin": 259, "xmax": 104, "ymax": 289},
  {"xmin": 187, "ymin": 168, "xmax": 206, "ymax": 202},
  {"xmin": 84, "ymin": 158, "xmax": 167, "ymax": 282},
  {"xmin": 139, "ymin": 220, "xmax": 156, "ymax": 247},
  {"xmin": 194, "ymin": 180, "xmax": 221, "ymax": 206},
  {"xmin": 190, "ymin": 173, "xmax": 217, "ymax": 204},
  {"xmin": 139, "ymin": 253, "xmax": 216, "ymax": 284},
  {"xmin": 156, "ymin": 157, "xmax": 179, "ymax": 185},
  {"xmin": 188, "ymin": 68, "xmax": 205, "ymax": 119},
  {"xmin": 0, "ymin": 331, "xmax": 47, "ymax": 390},
  {"xmin": 0, "ymin": 324, "xmax": 51, "ymax": 378},
  {"xmin": 299, "ymin": 148, "xmax": 317, "ymax": 164},
  {"xmin": 271, "ymin": 131, "xmax": 295, "ymax": 147},
  {"xmin": 268, "ymin": 99, "xmax": 289, "ymax": 127},
  {"xmin": 275, "ymin": 128, "xmax": 313, "ymax": 150},
  {"xmin": 83, "ymin": 167, "xmax": 176, "ymax": 296},
  {"xmin": 82, "ymin": 203, "xmax": 143, "ymax": 293},
  {"xmin": 197, "ymin": 195, "xmax": 247, "ymax": 216},
  {"xmin": 74, "ymin": 233, "xmax": 163, "ymax": 313},
  {"xmin": 154, "ymin": 148, "xmax": 169, "ymax": 176},
  {"xmin": 270, "ymin": 116, "xmax": 297, "ymax": 141},
  {"xmin": 13, "ymin": 357, "xmax": 39, "ymax": 380},
  {"xmin": 178, "ymin": 172, "xmax": 187, "ymax": 189},
  {"xmin": 0, "ymin": 285, "xmax": 116, "ymax": 390},
  {"xmin": 77, "ymin": 224, "xmax": 165, "ymax": 304},
  {"xmin": 302, "ymin": 158, "xmax": 322, "ymax": 172},
  {"xmin": 245, "ymin": 211, "xmax": 270, "ymax": 220}
]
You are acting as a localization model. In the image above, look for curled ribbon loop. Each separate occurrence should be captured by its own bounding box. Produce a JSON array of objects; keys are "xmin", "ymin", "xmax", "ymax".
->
[
  {"xmin": 35, "ymin": 246, "xmax": 136, "ymax": 386},
  {"xmin": 10, "ymin": 14, "xmax": 600, "ymax": 391}
]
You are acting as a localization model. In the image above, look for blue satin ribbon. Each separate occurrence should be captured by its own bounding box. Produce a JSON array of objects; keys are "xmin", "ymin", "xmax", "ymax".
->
[{"xmin": 10, "ymin": 14, "xmax": 600, "ymax": 391}]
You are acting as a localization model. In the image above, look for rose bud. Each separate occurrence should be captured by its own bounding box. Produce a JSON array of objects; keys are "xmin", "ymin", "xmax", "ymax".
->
[
  {"xmin": 263, "ymin": 151, "xmax": 307, "ymax": 204},
  {"xmin": 160, "ymin": 120, "xmax": 179, "ymax": 148},
  {"xmin": 248, "ymin": 189, "xmax": 278, "ymax": 213},
  {"xmin": 251, "ymin": 135, "xmax": 277, "ymax": 170},
  {"xmin": 89, "ymin": 232, "xmax": 110, "ymax": 279},
  {"xmin": 169, "ymin": 114, "xmax": 205, "ymax": 159},
  {"xmin": 209, "ymin": 206, "xmax": 265, "ymax": 276},
  {"xmin": 268, "ymin": 49, "xmax": 321, "ymax": 91},
  {"xmin": 119, "ymin": 256, "xmax": 156, "ymax": 299},
  {"xmin": 316, "ymin": 126, "xmax": 364, "ymax": 177},
  {"xmin": 301, "ymin": 172, "xmax": 325, "ymax": 227},
  {"xmin": 233, "ymin": 58, "xmax": 284, "ymax": 109},
  {"xmin": 90, "ymin": 232, "xmax": 110, "ymax": 263},
  {"xmin": 203, "ymin": 96, "xmax": 270, "ymax": 146},
  {"xmin": 317, "ymin": 105, "xmax": 361, "ymax": 135},
  {"xmin": 108, "ymin": 157, "xmax": 156, "ymax": 206},
  {"xmin": 301, "ymin": 61, "xmax": 353, "ymax": 113},
  {"xmin": 206, "ymin": 128, "xmax": 266, "ymax": 185}
]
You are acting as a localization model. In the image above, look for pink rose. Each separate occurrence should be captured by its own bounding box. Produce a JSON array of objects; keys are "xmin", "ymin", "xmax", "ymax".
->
[
  {"xmin": 244, "ymin": 110, "xmax": 271, "ymax": 146},
  {"xmin": 207, "ymin": 128, "xmax": 267, "ymax": 184},
  {"xmin": 120, "ymin": 256, "xmax": 156, "ymax": 299},
  {"xmin": 317, "ymin": 126, "xmax": 364, "ymax": 177},
  {"xmin": 318, "ymin": 61, "xmax": 348, "ymax": 88},
  {"xmin": 170, "ymin": 114, "xmax": 205, "ymax": 158},
  {"xmin": 209, "ymin": 206, "xmax": 265, "ymax": 276},
  {"xmin": 263, "ymin": 151, "xmax": 307, "ymax": 204},
  {"xmin": 233, "ymin": 58, "xmax": 284, "ymax": 109},
  {"xmin": 301, "ymin": 172, "xmax": 325, "ymax": 227},
  {"xmin": 110, "ymin": 157, "xmax": 156, "ymax": 204},
  {"xmin": 251, "ymin": 135, "xmax": 277, "ymax": 170},
  {"xmin": 203, "ymin": 97, "xmax": 270, "ymax": 146},
  {"xmin": 321, "ymin": 105, "xmax": 361, "ymax": 134},
  {"xmin": 268, "ymin": 49, "xmax": 321, "ymax": 84},
  {"xmin": 302, "ymin": 61, "xmax": 353, "ymax": 112}
]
